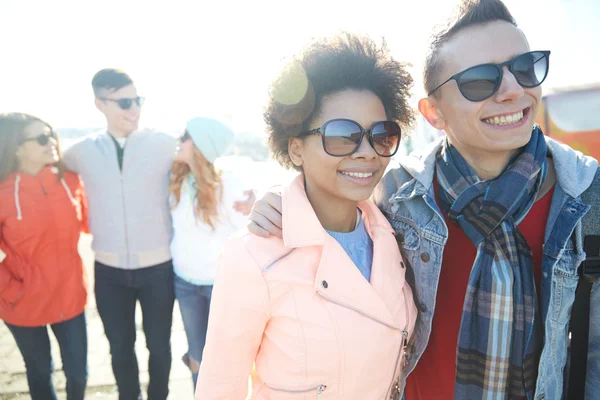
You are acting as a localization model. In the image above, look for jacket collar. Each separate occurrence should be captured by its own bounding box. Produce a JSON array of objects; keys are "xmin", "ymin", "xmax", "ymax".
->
[
  {"xmin": 282, "ymin": 174, "xmax": 396, "ymax": 248},
  {"xmin": 282, "ymin": 174, "xmax": 408, "ymax": 329},
  {"xmin": 392, "ymin": 133, "xmax": 599, "ymax": 201}
]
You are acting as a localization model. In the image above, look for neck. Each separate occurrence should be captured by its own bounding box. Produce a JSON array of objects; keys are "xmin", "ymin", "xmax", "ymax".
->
[
  {"xmin": 450, "ymin": 141, "xmax": 518, "ymax": 180},
  {"xmin": 107, "ymin": 124, "xmax": 132, "ymax": 138},
  {"xmin": 304, "ymin": 179, "xmax": 358, "ymax": 233},
  {"xmin": 19, "ymin": 162, "xmax": 46, "ymax": 177}
]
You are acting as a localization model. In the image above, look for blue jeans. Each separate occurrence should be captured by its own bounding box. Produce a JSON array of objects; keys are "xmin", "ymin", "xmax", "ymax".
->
[
  {"xmin": 174, "ymin": 275, "xmax": 213, "ymax": 391},
  {"xmin": 95, "ymin": 261, "xmax": 175, "ymax": 400},
  {"xmin": 5, "ymin": 312, "xmax": 88, "ymax": 400}
]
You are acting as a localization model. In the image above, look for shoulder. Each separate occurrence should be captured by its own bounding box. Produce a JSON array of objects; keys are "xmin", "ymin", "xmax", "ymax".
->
[
  {"xmin": 63, "ymin": 130, "xmax": 105, "ymax": 152},
  {"xmin": 138, "ymin": 128, "xmax": 177, "ymax": 145},
  {"xmin": 61, "ymin": 170, "xmax": 84, "ymax": 190},
  {"xmin": 221, "ymin": 232, "xmax": 290, "ymax": 273}
]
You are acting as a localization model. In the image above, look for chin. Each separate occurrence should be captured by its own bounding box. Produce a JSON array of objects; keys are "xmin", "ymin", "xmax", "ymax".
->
[
  {"xmin": 341, "ymin": 188, "xmax": 375, "ymax": 203},
  {"xmin": 123, "ymin": 123, "xmax": 138, "ymax": 134}
]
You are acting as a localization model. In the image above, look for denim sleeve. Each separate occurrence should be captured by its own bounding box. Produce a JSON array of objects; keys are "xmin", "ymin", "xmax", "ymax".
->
[{"xmin": 373, "ymin": 167, "xmax": 409, "ymax": 212}]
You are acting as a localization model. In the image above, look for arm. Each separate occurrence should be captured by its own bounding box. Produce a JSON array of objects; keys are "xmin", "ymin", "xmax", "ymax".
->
[
  {"xmin": 76, "ymin": 176, "xmax": 90, "ymax": 234},
  {"xmin": 232, "ymin": 190, "xmax": 256, "ymax": 216},
  {"xmin": 61, "ymin": 140, "xmax": 80, "ymax": 173},
  {"xmin": 0, "ymin": 240, "xmax": 41, "ymax": 309},
  {"xmin": 0, "ymin": 250, "xmax": 23, "ymax": 308},
  {"xmin": 196, "ymin": 238, "xmax": 270, "ymax": 399}
]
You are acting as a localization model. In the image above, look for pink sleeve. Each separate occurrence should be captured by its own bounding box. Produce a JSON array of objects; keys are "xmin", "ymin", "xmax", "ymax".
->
[{"xmin": 195, "ymin": 238, "xmax": 270, "ymax": 399}]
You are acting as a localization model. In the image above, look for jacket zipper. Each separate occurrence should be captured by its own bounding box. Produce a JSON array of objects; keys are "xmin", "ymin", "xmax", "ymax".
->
[
  {"xmin": 265, "ymin": 383, "xmax": 327, "ymax": 399},
  {"xmin": 42, "ymin": 180, "xmax": 67, "ymax": 321},
  {"xmin": 120, "ymin": 175, "xmax": 130, "ymax": 268},
  {"xmin": 316, "ymin": 292, "xmax": 408, "ymax": 399}
]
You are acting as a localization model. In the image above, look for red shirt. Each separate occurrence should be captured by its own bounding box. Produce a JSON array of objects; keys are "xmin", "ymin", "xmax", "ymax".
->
[{"xmin": 404, "ymin": 185, "xmax": 554, "ymax": 400}]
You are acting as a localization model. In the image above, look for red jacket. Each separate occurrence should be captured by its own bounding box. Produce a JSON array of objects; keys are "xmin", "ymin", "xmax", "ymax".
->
[{"xmin": 0, "ymin": 166, "xmax": 88, "ymax": 327}]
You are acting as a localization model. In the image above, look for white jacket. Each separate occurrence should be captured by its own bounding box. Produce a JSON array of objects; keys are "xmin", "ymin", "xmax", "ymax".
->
[{"xmin": 170, "ymin": 167, "xmax": 248, "ymax": 285}]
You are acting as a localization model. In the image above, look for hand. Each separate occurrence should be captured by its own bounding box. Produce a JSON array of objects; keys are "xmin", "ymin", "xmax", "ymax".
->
[
  {"xmin": 233, "ymin": 190, "xmax": 256, "ymax": 216},
  {"xmin": 247, "ymin": 191, "xmax": 283, "ymax": 238}
]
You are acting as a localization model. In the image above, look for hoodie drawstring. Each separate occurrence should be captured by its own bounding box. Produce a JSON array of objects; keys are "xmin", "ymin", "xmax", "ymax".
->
[
  {"xmin": 14, "ymin": 176, "xmax": 78, "ymax": 222},
  {"xmin": 14, "ymin": 174, "xmax": 22, "ymax": 221},
  {"xmin": 60, "ymin": 179, "xmax": 78, "ymax": 207}
]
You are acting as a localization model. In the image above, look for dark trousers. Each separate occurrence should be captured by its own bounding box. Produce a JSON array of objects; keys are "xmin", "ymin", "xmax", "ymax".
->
[
  {"xmin": 95, "ymin": 260, "xmax": 175, "ymax": 400},
  {"xmin": 5, "ymin": 312, "xmax": 88, "ymax": 400}
]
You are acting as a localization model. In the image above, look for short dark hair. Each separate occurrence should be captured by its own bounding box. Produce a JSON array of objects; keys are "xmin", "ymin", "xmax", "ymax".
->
[
  {"xmin": 91, "ymin": 68, "xmax": 133, "ymax": 96},
  {"xmin": 264, "ymin": 33, "xmax": 414, "ymax": 170},
  {"xmin": 424, "ymin": 0, "xmax": 517, "ymax": 95}
]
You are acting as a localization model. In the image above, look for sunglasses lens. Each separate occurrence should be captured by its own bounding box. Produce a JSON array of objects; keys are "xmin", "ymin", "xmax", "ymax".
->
[
  {"xmin": 371, "ymin": 121, "xmax": 401, "ymax": 156},
  {"xmin": 136, "ymin": 97, "xmax": 146, "ymax": 106},
  {"xmin": 513, "ymin": 51, "xmax": 549, "ymax": 88},
  {"xmin": 117, "ymin": 99, "xmax": 133, "ymax": 110},
  {"xmin": 36, "ymin": 134, "xmax": 50, "ymax": 146},
  {"xmin": 458, "ymin": 65, "xmax": 501, "ymax": 101},
  {"xmin": 322, "ymin": 120, "xmax": 362, "ymax": 156}
]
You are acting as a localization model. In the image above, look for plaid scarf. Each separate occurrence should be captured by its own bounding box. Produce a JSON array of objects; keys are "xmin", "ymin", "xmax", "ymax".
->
[{"xmin": 436, "ymin": 127, "xmax": 547, "ymax": 399}]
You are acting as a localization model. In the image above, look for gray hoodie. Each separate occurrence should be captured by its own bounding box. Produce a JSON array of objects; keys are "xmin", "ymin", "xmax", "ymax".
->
[{"xmin": 63, "ymin": 129, "xmax": 177, "ymax": 269}]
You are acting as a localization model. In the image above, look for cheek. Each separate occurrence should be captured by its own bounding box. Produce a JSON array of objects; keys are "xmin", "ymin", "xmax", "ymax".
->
[
  {"xmin": 301, "ymin": 150, "xmax": 340, "ymax": 180},
  {"xmin": 25, "ymin": 146, "xmax": 45, "ymax": 161}
]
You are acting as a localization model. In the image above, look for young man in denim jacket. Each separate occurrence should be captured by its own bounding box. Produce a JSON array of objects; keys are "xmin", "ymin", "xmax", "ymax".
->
[{"xmin": 248, "ymin": 1, "xmax": 599, "ymax": 398}]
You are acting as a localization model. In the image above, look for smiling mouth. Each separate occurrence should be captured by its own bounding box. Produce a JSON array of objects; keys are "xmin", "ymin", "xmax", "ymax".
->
[
  {"xmin": 339, "ymin": 171, "xmax": 375, "ymax": 179},
  {"xmin": 482, "ymin": 107, "xmax": 530, "ymax": 126}
]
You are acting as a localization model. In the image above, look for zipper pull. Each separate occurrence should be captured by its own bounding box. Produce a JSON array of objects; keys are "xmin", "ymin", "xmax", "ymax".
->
[
  {"xmin": 402, "ymin": 330, "xmax": 409, "ymax": 366},
  {"xmin": 317, "ymin": 384, "xmax": 327, "ymax": 399}
]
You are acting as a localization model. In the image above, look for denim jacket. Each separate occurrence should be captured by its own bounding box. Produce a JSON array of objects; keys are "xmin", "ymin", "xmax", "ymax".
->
[{"xmin": 373, "ymin": 136, "xmax": 599, "ymax": 400}]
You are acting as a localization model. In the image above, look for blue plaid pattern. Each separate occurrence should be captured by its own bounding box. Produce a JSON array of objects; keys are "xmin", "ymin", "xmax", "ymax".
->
[{"xmin": 436, "ymin": 127, "xmax": 547, "ymax": 399}]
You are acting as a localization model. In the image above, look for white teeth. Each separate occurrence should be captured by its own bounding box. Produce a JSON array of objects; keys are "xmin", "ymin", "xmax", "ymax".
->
[
  {"xmin": 484, "ymin": 110, "xmax": 524, "ymax": 126},
  {"xmin": 341, "ymin": 171, "xmax": 374, "ymax": 179}
]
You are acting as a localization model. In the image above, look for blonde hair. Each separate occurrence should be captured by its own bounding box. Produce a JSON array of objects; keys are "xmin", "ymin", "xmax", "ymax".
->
[{"xmin": 169, "ymin": 145, "xmax": 223, "ymax": 230}]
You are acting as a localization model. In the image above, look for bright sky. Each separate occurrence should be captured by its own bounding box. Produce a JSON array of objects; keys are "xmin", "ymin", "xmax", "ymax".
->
[{"xmin": 0, "ymin": 0, "xmax": 598, "ymax": 133}]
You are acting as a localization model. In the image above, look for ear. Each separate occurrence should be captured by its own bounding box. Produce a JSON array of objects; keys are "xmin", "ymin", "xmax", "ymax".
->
[
  {"xmin": 418, "ymin": 97, "xmax": 447, "ymax": 130},
  {"xmin": 288, "ymin": 137, "xmax": 304, "ymax": 167},
  {"xmin": 94, "ymin": 97, "xmax": 105, "ymax": 112}
]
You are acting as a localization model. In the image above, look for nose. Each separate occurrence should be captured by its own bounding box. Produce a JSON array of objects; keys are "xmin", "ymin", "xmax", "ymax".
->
[
  {"xmin": 494, "ymin": 66, "xmax": 524, "ymax": 103},
  {"xmin": 351, "ymin": 132, "xmax": 378, "ymax": 159}
]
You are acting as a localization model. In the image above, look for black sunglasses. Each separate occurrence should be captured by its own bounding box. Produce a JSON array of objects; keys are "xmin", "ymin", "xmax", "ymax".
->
[
  {"xmin": 22, "ymin": 131, "xmax": 56, "ymax": 146},
  {"xmin": 298, "ymin": 118, "xmax": 401, "ymax": 157},
  {"xmin": 98, "ymin": 96, "xmax": 145, "ymax": 110},
  {"xmin": 428, "ymin": 50, "xmax": 551, "ymax": 102}
]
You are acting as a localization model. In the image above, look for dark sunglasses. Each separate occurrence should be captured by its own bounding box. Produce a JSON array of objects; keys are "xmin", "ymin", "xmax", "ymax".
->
[
  {"xmin": 98, "ymin": 96, "xmax": 145, "ymax": 110},
  {"xmin": 428, "ymin": 50, "xmax": 551, "ymax": 102},
  {"xmin": 22, "ymin": 131, "xmax": 56, "ymax": 146},
  {"xmin": 298, "ymin": 119, "xmax": 401, "ymax": 157}
]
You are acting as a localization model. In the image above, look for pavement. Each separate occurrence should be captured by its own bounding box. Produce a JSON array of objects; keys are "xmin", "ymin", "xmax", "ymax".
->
[{"xmin": 0, "ymin": 235, "xmax": 195, "ymax": 399}]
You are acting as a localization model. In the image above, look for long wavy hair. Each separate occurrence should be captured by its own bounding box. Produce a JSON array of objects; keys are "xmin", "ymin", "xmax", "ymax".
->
[
  {"xmin": 169, "ymin": 140, "xmax": 223, "ymax": 230},
  {"xmin": 0, "ymin": 112, "xmax": 65, "ymax": 182}
]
